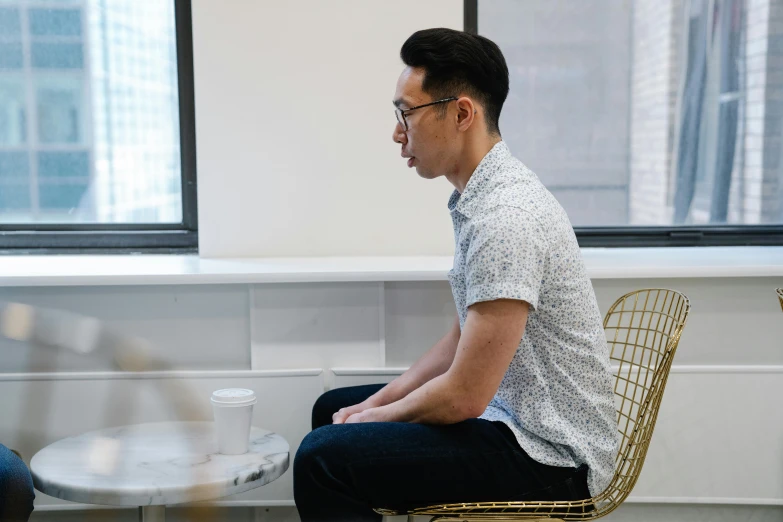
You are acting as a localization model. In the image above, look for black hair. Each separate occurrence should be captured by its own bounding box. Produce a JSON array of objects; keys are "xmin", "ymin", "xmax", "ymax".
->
[{"xmin": 400, "ymin": 28, "xmax": 509, "ymax": 135}]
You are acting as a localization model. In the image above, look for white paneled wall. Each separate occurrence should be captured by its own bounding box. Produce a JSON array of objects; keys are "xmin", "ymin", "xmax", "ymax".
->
[
  {"xmin": 0, "ymin": 276, "xmax": 780, "ymax": 521},
  {"xmin": 384, "ymin": 282, "xmax": 456, "ymax": 367},
  {"xmin": 331, "ymin": 368, "xmax": 404, "ymax": 389},
  {"xmin": 0, "ymin": 285, "xmax": 252, "ymax": 372},
  {"xmin": 632, "ymin": 370, "xmax": 783, "ymax": 502},
  {"xmin": 591, "ymin": 277, "xmax": 783, "ymax": 364},
  {"xmin": 250, "ymin": 283, "xmax": 385, "ymax": 374}
]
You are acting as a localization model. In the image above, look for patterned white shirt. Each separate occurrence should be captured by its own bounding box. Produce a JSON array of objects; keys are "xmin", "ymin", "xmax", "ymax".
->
[{"xmin": 447, "ymin": 141, "xmax": 619, "ymax": 496}]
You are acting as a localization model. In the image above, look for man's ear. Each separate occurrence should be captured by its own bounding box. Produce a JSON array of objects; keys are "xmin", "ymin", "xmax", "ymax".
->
[{"xmin": 455, "ymin": 96, "xmax": 476, "ymax": 132}]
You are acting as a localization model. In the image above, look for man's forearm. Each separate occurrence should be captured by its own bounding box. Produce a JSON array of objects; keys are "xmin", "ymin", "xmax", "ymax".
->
[
  {"xmin": 370, "ymin": 371, "xmax": 476, "ymax": 425},
  {"xmin": 365, "ymin": 317, "xmax": 461, "ymax": 408}
]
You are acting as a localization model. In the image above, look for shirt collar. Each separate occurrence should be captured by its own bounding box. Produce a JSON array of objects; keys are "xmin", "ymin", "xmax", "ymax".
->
[{"xmin": 448, "ymin": 141, "xmax": 511, "ymax": 219}]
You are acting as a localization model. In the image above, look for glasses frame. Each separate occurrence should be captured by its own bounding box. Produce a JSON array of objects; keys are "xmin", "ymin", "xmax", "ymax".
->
[{"xmin": 395, "ymin": 97, "xmax": 458, "ymax": 130}]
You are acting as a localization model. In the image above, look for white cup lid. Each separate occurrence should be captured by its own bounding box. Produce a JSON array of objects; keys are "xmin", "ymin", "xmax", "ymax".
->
[{"xmin": 211, "ymin": 388, "xmax": 256, "ymax": 405}]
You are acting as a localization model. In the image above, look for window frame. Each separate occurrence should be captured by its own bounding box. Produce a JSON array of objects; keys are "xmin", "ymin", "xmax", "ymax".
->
[
  {"xmin": 0, "ymin": 0, "xmax": 198, "ymax": 254},
  {"xmin": 465, "ymin": 0, "xmax": 783, "ymax": 248}
]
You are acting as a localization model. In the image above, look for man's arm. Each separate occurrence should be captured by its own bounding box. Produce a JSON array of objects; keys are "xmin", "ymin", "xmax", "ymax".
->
[
  {"xmin": 332, "ymin": 314, "xmax": 461, "ymax": 424},
  {"xmin": 344, "ymin": 298, "xmax": 528, "ymax": 425}
]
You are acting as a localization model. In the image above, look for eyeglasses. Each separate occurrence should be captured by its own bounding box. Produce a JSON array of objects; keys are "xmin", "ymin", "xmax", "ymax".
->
[{"xmin": 395, "ymin": 97, "xmax": 458, "ymax": 131}]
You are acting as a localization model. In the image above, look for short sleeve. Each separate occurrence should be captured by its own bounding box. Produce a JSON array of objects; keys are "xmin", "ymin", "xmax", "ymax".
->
[{"xmin": 464, "ymin": 205, "xmax": 549, "ymax": 310}]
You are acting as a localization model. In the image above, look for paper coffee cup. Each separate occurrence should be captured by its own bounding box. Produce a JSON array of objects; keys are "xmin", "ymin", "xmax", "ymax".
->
[{"xmin": 211, "ymin": 388, "xmax": 257, "ymax": 455}]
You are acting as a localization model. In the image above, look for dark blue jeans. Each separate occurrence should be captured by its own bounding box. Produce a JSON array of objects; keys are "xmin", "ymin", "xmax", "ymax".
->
[
  {"xmin": 294, "ymin": 384, "xmax": 590, "ymax": 521},
  {"xmin": 0, "ymin": 444, "xmax": 35, "ymax": 522}
]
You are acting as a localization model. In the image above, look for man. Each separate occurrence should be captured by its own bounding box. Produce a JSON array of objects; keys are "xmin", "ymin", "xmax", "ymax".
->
[{"xmin": 294, "ymin": 28, "xmax": 619, "ymax": 521}]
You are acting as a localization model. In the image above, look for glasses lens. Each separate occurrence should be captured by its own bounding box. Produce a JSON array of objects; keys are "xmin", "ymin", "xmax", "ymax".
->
[{"xmin": 395, "ymin": 109, "xmax": 406, "ymax": 130}]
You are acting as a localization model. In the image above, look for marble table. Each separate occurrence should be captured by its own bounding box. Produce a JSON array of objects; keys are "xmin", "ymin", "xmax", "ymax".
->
[{"xmin": 30, "ymin": 421, "xmax": 289, "ymax": 521}]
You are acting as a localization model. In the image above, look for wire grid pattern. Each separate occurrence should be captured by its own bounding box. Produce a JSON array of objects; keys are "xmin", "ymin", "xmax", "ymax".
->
[
  {"xmin": 777, "ymin": 288, "xmax": 783, "ymax": 312},
  {"xmin": 375, "ymin": 289, "xmax": 690, "ymax": 522}
]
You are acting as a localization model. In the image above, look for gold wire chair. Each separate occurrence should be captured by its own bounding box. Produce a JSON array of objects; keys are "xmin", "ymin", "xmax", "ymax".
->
[
  {"xmin": 376, "ymin": 288, "xmax": 690, "ymax": 522},
  {"xmin": 777, "ymin": 288, "xmax": 783, "ymax": 312}
]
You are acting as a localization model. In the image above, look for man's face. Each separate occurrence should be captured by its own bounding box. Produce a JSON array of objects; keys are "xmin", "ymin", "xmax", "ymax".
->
[{"xmin": 392, "ymin": 67, "xmax": 456, "ymax": 179}]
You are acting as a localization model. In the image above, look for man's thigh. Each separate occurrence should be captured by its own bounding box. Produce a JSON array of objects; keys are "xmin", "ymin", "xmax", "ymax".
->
[{"xmin": 297, "ymin": 417, "xmax": 577, "ymax": 511}]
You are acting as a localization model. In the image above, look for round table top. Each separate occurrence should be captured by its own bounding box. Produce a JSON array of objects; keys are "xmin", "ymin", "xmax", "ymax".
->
[{"xmin": 30, "ymin": 421, "xmax": 289, "ymax": 507}]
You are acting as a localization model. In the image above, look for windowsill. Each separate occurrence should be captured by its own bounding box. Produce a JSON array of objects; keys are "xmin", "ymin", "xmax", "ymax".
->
[{"xmin": 0, "ymin": 246, "xmax": 780, "ymax": 286}]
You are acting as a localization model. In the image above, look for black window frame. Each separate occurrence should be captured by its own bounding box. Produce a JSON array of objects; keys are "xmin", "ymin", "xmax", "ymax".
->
[
  {"xmin": 0, "ymin": 0, "xmax": 198, "ymax": 254},
  {"xmin": 465, "ymin": 0, "xmax": 783, "ymax": 248}
]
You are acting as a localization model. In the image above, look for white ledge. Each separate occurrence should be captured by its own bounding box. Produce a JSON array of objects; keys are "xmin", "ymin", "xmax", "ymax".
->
[
  {"xmin": 0, "ymin": 369, "xmax": 324, "ymax": 382},
  {"xmin": 0, "ymin": 246, "xmax": 780, "ymax": 286}
]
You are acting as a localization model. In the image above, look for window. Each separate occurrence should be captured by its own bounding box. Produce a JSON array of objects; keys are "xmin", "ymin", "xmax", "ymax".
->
[
  {"xmin": 468, "ymin": 0, "xmax": 783, "ymax": 246},
  {"xmin": 0, "ymin": 0, "xmax": 196, "ymax": 252}
]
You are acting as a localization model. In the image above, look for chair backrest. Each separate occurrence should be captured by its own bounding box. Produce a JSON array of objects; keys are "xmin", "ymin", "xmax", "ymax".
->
[
  {"xmin": 777, "ymin": 288, "xmax": 783, "ymax": 312},
  {"xmin": 593, "ymin": 289, "xmax": 690, "ymax": 515}
]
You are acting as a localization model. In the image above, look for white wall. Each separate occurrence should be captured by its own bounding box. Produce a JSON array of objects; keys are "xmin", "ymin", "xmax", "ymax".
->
[{"xmin": 193, "ymin": 0, "xmax": 460, "ymax": 258}]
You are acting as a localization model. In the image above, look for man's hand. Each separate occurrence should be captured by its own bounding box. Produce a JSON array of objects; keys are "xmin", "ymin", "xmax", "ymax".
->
[
  {"xmin": 343, "ymin": 407, "xmax": 386, "ymax": 424},
  {"xmin": 332, "ymin": 400, "xmax": 375, "ymax": 424}
]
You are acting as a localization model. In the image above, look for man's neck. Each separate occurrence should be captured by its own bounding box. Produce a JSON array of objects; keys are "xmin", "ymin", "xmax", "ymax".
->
[{"xmin": 445, "ymin": 135, "xmax": 503, "ymax": 193}]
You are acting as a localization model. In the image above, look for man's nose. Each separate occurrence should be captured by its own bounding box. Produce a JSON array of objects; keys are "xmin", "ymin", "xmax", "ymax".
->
[{"xmin": 392, "ymin": 121, "xmax": 407, "ymax": 145}]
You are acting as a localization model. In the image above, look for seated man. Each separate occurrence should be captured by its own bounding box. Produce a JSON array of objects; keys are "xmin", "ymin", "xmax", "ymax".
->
[
  {"xmin": 294, "ymin": 28, "xmax": 619, "ymax": 522},
  {"xmin": 0, "ymin": 444, "xmax": 35, "ymax": 521}
]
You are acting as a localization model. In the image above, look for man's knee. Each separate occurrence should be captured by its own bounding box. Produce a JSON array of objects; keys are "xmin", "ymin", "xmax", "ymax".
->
[
  {"xmin": 312, "ymin": 389, "xmax": 338, "ymax": 416},
  {"xmin": 295, "ymin": 426, "xmax": 335, "ymax": 493},
  {"xmin": 311, "ymin": 388, "xmax": 343, "ymax": 430},
  {"xmin": 311, "ymin": 384, "xmax": 385, "ymax": 430},
  {"xmin": 0, "ymin": 446, "xmax": 35, "ymax": 521},
  {"xmin": 296, "ymin": 425, "xmax": 334, "ymax": 470},
  {"xmin": 295, "ymin": 424, "xmax": 360, "ymax": 478}
]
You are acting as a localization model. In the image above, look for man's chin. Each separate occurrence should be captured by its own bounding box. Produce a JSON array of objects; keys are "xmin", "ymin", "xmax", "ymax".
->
[{"xmin": 415, "ymin": 166, "xmax": 437, "ymax": 179}]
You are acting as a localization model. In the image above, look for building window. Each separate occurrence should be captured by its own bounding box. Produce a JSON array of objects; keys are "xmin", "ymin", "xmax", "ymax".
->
[
  {"xmin": 470, "ymin": 0, "xmax": 783, "ymax": 246},
  {"xmin": 0, "ymin": 0, "xmax": 196, "ymax": 251}
]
